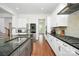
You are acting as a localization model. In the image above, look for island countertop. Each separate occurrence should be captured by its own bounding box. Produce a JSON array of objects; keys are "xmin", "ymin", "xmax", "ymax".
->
[{"xmin": 0, "ymin": 36, "xmax": 31, "ymax": 56}]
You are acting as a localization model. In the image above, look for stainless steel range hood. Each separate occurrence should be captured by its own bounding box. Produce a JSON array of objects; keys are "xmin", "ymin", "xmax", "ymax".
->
[{"xmin": 58, "ymin": 3, "xmax": 79, "ymax": 15}]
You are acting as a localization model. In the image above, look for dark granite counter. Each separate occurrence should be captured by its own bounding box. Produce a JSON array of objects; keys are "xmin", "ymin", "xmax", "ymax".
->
[
  {"xmin": 54, "ymin": 35, "xmax": 79, "ymax": 50},
  {"xmin": 0, "ymin": 36, "xmax": 31, "ymax": 56}
]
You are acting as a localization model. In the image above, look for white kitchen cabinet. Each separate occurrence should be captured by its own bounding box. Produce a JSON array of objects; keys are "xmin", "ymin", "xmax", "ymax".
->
[
  {"xmin": 46, "ymin": 34, "xmax": 61, "ymax": 55},
  {"xmin": 46, "ymin": 34, "xmax": 54, "ymax": 48},
  {"xmin": 57, "ymin": 39, "xmax": 79, "ymax": 56},
  {"xmin": 61, "ymin": 45, "xmax": 77, "ymax": 56},
  {"xmin": 54, "ymin": 38, "xmax": 62, "ymax": 56},
  {"xmin": 56, "ymin": 38, "xmax": 79, "ymax": 56},
  {"xmin": 50, "ymin": 15, "xmax": 68, "ymax": 27},
  {"xmin": 50, "ymin": 4, "xmax": 68, "ymax": 27},
  {"xmin": 46, "ymin": 34, "xmax": 79, "ymax": 56},
  {"xmin": 56, "ymin": 15, "xmax": 68, "ymax": 27},
  {"xmin": 61, "ymin": 41, "xmax": 79, "ymax": 56},
  {"xmin": 51, "ymin": 38, "xmax": 58, "ymax": 55}
]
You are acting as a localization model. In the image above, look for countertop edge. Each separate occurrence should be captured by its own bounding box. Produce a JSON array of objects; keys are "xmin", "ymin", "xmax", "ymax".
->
[
  {"xmin": 48, "ymin": 34, "xmax": 79, "ymax": 50},
  {"xmin": 8, "ymin": 37, "xmax": 31, "ymax": 56}
]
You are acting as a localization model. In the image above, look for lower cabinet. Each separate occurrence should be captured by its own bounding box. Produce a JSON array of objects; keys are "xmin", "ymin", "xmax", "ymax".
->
[
  {"xmin": 19, "ymin": 44, "xmax": 27, "ymax": 56},
  {"xmin": 10, "ymin": 39, "xmax": 32, "ymax": 56},
  {"xmin": 61, "ymin": 45, "xmax": 76, "ymax": 56},
  {"xmin": 51, "ymin": 38, "xmax": 62, "ymax": 56},
  {"xmin": 46, "ymin": 34, "xmax": 79, "ymax": 56},
  {"xmin": 10, "ymin": 49, "xmax": 19, "ymax": 56},
  {"xmin": 61, "ymin": 42, "xmax": 79, "ymax": 56},
  {"xmin": 19, "ymin": 39, "xmax": 31, "ymax": 56}
]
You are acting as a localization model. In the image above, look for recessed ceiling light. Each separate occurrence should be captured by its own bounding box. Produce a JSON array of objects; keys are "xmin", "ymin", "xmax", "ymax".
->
[
  {"xmin": 41, "ymin": 8, "xmax": 44, "ymax": 10},
  {"xmin": 16, "ymin": 8, "xmax": 19, "ymax": 10}
]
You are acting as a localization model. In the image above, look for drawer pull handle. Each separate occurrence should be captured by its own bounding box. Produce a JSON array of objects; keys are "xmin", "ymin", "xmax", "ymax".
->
[
  {"xmin": 75, "ymin": 52, "xmax": 79, "ymax": 55},
  {"xmin": 63, "ymin": 44, "xmax": 67, "ymax": 47},
  {"xmin": 59, "ymin": 46, "xmax": 61, "ymax": 51}
]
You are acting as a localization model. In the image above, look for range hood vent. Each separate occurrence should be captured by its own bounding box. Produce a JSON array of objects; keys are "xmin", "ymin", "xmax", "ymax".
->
[{"xmin": 58, "ymin": 3, "xmax": 79, "ymax": 14}]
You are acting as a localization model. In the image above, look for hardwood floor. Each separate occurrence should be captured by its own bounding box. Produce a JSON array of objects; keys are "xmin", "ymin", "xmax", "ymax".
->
[{"xmin": 31, "ymin": 39, "xmax": 56, "ymax": 56}]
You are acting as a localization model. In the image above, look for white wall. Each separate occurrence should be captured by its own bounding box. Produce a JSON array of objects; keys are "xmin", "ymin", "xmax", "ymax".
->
[
  {"xmin": 0, "ymin": 17, "xmax": 12, "ymax": 34},
  {"xmin": 48, "ymin": 3, "xmax": 79, "ymax": 38},
  {"xmin": 12, "ymin": 14, "xmax": 48, "ymax": 40},
  {"xmin": 0, "ymin": 17, "xmax": 5, "ymax": 33},
  {"xmin": 56, "ymin": 15, "xmax": 68, "ymax": 26},
  {"xmin": 46, "ymin": 4, "xmax": 68, "ymax": 33},
  {"xmin": 4, "ymin": 17, "xmax": 12, "ymax": 28},
  {"xmin": 65, "ymin": 14, "xmax": 79, "ymax": 38},
  {"xmin": 47, "ymin": 16, "xmax": 52, "ymax": 33},
  {"xmin": 49, "ymin": 3, "xmax": 68, "ymax": 27}
]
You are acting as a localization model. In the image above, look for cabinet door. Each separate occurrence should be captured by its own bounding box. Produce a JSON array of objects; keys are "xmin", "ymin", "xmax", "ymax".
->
[
  {"xmin": 46, "ymin": 35, "xmax": 61, "ymax": 56},
  {"xmin": 19, "ymin": 44, "xmax": 26, "ymax": 56},
  {"xmin": 50, "ymin": 37, "xmax": 57, "ymax": 54},
  {"xmin": 54, "ymin": 38, "xmax": 62, "ymax": 56},
  {"xmin": 10, "ymin": 49, "xmax": 19, "ymax": 56},
  {"xmin": 25, "ymin": 39, "xmax": 32, "ymax": 56},
  {"xmin": 48, "ymin": 35, "xmax": 61, "ymax": 56},
  {"xmin": 56, "ymin": 15, "xmax": 68, "ymax": 26},
  {"xmin": 19, "ymin": 39, "xmax": 31, "ymax": 56},
  {"xmin": 46, "ymin": 34, "xmax": 51, "ymax": 45},
  {"xmin": 61, "ymin": 45, "xmax": 77, "ymax": 56},
  {"xmin": 47, "ymin": 35, "xmax": 79, "ymax": 56},
  {"xmin": 55, "ymin": 38, "xmax": 78, "ymax": 56},
  {"xmin": 61, "ymin": 43, "xmax": 79, "ymax": 56}
]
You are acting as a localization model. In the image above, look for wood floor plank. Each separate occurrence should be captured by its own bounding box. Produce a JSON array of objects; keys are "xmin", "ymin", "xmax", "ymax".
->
[{"xmin": 31, "ymin": 39, "xmax": 56, "ymax": 56}]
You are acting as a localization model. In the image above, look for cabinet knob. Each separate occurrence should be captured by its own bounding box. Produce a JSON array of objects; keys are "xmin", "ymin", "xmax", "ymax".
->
[
  {"xmin": 58, "ymin": 46, "xmax": 61, "ymax": 51},
  {"xmin": 63, "ymin": 44, "xmax": 67, "ymax": 47}
]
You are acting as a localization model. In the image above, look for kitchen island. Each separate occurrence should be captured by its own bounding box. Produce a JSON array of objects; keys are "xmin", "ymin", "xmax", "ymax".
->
[{"xmin": 0, "ymin": 36, "xmax": 32, "ymax": 56}]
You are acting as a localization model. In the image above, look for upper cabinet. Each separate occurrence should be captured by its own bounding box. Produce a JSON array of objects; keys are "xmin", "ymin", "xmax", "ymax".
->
[
  {"xmin": 50, "ymin": 4, "xmax": 68, "ymax": 27},
  {"xmin": 56, "ymin": 15, "xmax": 68, "ymax": 27},
  {"xmin": 50, "ymin": 14, "xmax": 68, "ymax": 27}
]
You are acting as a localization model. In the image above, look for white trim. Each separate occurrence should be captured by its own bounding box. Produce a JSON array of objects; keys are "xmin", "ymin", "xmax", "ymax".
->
[{"xmin": 0, "ymin": 4, "xmax": 16, "ymax": 15}]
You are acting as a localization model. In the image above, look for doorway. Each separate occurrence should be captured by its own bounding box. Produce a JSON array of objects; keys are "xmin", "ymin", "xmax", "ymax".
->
[{"xmin": 38, "ymin": 19, "xmax": 46, "ymax": 42}]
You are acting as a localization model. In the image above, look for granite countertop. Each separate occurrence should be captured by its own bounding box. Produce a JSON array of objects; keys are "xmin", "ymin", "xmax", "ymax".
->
[
  {"xmin": 54, "ymin": 35, "xmax": 79, "ymax": 50},
  {"xmin": 0, "ymin": 37, "xmax": 28, "ymax": 56}
]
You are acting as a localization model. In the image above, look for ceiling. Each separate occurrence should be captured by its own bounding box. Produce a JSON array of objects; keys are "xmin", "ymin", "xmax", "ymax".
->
[
  {"xmin": 0, "ymin": 3, "xmax": 59, "ymax": 14},
  {"xmin": 0, "ymin": 7, "xmax": 12, "ymax": 14}
]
